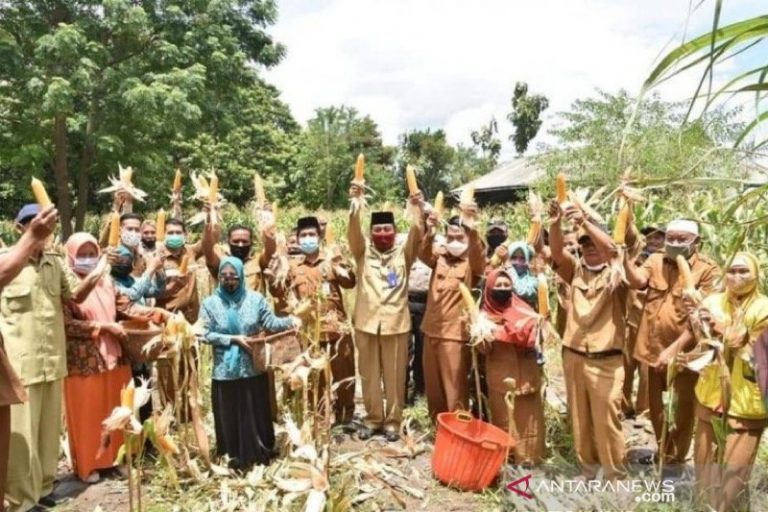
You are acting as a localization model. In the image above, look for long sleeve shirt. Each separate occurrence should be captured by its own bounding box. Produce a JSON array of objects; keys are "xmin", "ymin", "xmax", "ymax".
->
[{"xmin": 200, "ymin": 291, "xmax": 294, "ymax": 380}]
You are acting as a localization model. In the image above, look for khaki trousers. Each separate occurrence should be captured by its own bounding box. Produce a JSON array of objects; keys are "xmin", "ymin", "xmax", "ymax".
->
[
  {"xmin": 648, "ymin": 366, "xmax": 697, "ymax": 464},
  {"xmin": 0, "ymin": 406, "xmax": 9, "ymax": 511},
  {"xmin": 562, "ymin": 349, "xmax": 626, "ymax": 480},
  {"xmin": 423, "ymin": 337, "xmax": 470, "ymax": 423},
  {"xmin": 621, "ymin": 325, "xmax": 648, "ymax": 415},
  {"xmin": 7, "ymin": 379, "xmax": 62, "ymax": 512},
  {"xmin": 355, "ymin": 330, "xmax": 408, "ymax": 430},
  {"xmin": 694, "ymin": 404, "xmax": 764, "ymax": 512}
]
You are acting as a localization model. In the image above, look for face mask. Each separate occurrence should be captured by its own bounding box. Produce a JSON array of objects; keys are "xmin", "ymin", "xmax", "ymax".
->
[
  {"xmin": 585, "ymin": 263, "xmax": 607, "ymax": 273},
  {"xmin": 490, "ymin": 288, "xmax": 512, "ymax": 303},
  {"xmin": 229, "ymin": 244, "xmax": 251, "ymax": 261},
  {"xmin": 111, "ymin": 263, "xmax": 132, "ymax": 278},
  {"xmin": 372, "ymin": 232, "xmax": 396, "ymax": 252},
  {"xmin": 121, "ymin": 230, "xmax": 141, "ymax": 248},
  {"xmin": 165, "ymin": 234, "xmax": 186, "ymax": 250},
  {"xmin": 486, "ymin": 233, "xmax": 506, "ymax": 250},
  {"xmin": 726, "ymin": 274, "xmax": 755, "ymax": 296},
  {"xmin": 665, "ymin": 241, "xmax": 692, "ymax": 260},
  {"xmin": 299, "ymin": 237, "xmax": 319, "ymax": 255},
  {"xmin": 446, "ymin": 240, "xmax": 468, "ymax": 257},
  {"xmin": 73, "ymin": 257, "xmax": 98, "ymax": 275},
  {"xmin": 512, "ymin": 263, "xmax": 528, "ymax": 276},
  {"xmin": 142, "ymin": 239, "xmax": 156, "ymax": 250}
]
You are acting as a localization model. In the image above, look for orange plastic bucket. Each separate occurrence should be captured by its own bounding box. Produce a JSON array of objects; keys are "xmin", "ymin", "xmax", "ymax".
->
[{"xmin": 432, "ymin": 411, "xmax": 516, "ymax": 491}]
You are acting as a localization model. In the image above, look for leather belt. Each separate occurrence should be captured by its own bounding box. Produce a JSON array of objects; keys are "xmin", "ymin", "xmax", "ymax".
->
[{"xmin": 563, "ymin": 346, "xmax": 623, "ymax": 360}]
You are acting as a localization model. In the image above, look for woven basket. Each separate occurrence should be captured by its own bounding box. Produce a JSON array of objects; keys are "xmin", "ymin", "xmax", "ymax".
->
[
  {"xmin": 120, "ymin": 319, "xmax": 165, "ymax": 364},
  {"xmin": 245, "ymin": 331, "xmax": 302, "ymax": 371}
]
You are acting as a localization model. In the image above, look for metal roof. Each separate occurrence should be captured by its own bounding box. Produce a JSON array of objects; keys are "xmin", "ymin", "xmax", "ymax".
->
[{"xmin": 453, "ymin": 157, "xmax": 545, "ymax": 194}]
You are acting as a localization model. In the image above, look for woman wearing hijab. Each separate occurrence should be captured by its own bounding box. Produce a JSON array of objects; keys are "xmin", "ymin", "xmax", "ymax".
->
[
  {"xmin": 506, "ymin": 241, "xmax": 539, "ymax": 308},
  {"xmin": 200, "ymin": 257, "xmax": 299, "ymax": 469},
  {"xmin": 110, "ymin": 245, "xmax": 166, "ymax": 309},
  {"xmin": 693, "ymin": 252, "xmax": 768, "ymax": 511},
  {"xmin": 63, "ymin": 234, "xmax": 133, "ymax": 483},
  {"xmin": 481, "ymin": 269, "xmax": 545, "ymax": 464}
]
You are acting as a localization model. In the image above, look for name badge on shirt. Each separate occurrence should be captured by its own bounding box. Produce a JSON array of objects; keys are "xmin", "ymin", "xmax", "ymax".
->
[{"xmin": 386, "ymin": 267, "xmax": 398, "ymax": 289}]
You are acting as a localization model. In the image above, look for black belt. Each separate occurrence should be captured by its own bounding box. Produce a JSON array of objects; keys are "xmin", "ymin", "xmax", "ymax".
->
[{"xmin": 563, "ymin": 346, "xmax": 622, "ymax": 360}]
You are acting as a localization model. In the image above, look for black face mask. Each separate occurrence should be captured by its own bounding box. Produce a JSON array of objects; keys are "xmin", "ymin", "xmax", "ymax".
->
[
  {"xmin": 490, "ymin": 288, "xmax": 513, "ymax": 304},
  {"xmin": 486, "ymin": 233, "xmax": 506, "ymax": 250},
  {"xmin": 142, "ymin": 239, "xmax": 156, "ymax": 250},
  {"xmin": 229, "ymin": 244, "xmax": 251, "ymax": 261}
]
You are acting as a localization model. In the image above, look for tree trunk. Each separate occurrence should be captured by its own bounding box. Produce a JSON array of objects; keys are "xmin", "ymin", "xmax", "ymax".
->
[
  {"xmin": 53, "ymin": 113, "xmax": 73, "ymax": 240},
  {"xmin": 75, "ymin": 109, "xmax": 95, "ymax": 231}
]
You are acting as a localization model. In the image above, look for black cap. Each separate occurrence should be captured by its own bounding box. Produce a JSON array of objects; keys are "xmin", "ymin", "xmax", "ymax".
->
[
  {"xmin": 641, "ymin": 225, "xmax": 665, "ymax": 236},
  {"xmin": 371, "ymin": 211, "xmax": 395, "ymax": 225},
  {"xmin": 297, "ymin": 216, "xmax": 320, "ymax": 233}
]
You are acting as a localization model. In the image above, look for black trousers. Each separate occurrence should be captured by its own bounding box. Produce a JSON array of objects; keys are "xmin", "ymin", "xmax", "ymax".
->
[{"xmin": 407, "ymin": 300, "xmax": 426, "ymax": 400}]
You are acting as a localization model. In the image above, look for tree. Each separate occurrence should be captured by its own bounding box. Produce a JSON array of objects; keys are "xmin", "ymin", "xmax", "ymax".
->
[
  {"xmin": 470, "ymin": 117, "xmax": 501, "ymax": 173},
  {"xmin": 290, "ymin": 106, "xmax": 396, "ymax": 209},
  {"xmin": 0, "ymin": 0, "xmax": 292, "ymax": 237},
  {"xmin": 507, "ymin": 82, "xmax": 549, "ymax": 155},
  {"xmin": 398, "ymin": 128, "xmax": 456, "ymax": 201}
]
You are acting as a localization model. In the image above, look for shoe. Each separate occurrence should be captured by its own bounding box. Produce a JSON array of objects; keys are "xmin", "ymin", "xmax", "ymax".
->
[
  {"xmin": 336, "ymin": 421, "xmax": 356, "ymax": 434},
  {"xmin": 384, "ymin": 429, "xmax": 400, "ymax": 443},
  {"xmin": 83, "ymin": 471, "xmax": 100, "ymax": 484},
  {"xmin": 357, "ymin": 425, "xmax": 376, "ymax": 440},
  {"xmin": 38, "ymin": 495, "xmax": 56, "ymax": 508}
]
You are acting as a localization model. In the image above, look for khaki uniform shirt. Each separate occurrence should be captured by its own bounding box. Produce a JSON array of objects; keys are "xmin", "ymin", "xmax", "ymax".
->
[
  {"xmin": 420, "ymin": 230, "xmax": 486, "ymax": 342},
  {"xmin": 0, "ymin": 251, "xmax": 77, "ymax": 385},
  {"xmin": 562, "ymin": 258, "xmax": 628, "ymax": 353},
  {"xmin": 209, "ymin": 245, "xmax": 264, "ymax": 293},
  {"xmin": 156, "ymin": 243, "xmax": 202, "ymax": 322},
  {"xmin": 634, "ymin": 252, "xmax": 720, "ymax": 365},
  {"xmin": 348, "ymin": 208, "xmax": 423, "ymax": 336}
]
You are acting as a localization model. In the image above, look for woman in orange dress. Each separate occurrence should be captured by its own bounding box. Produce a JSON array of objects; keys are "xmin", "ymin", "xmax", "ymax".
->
[{"xmin": 63, "ymin": 233, "xmax": 132, "ymax": 483}]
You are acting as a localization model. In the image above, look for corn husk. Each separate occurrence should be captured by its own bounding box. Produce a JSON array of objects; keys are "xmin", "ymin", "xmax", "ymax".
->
[
  {"xmin": 254, "ymin": 173, "xmax": 267, "ymax": 209},
  {"xmin": 459, "ymin": 185, "xmax": 475, "ymax": 205},
  {"xmin": 31, "ymin": 178, "xmax": 53, "ymax": 208},
  {"xmin": 433, "ymin": 191, "xmax": 444, "ymax": 218},
  {"xmin": 208, "ymin": 173, "xmax": 219, "ymax": 205},
  {"xmin": 98, "ymin": 164, "xmax": 148, "ymax": 202},
  {"xmin": 108, "ymin": 213, "xmax": 120, "ymax": 248}
]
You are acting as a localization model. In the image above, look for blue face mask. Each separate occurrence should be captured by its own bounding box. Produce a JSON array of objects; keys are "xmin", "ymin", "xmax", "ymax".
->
[
  {"xmin": 165, "ymin": 233, "xmax": 186, "ymax": 250},
  {"xmin": 299, "ymin": 237, "xmax": 319, "ymax": 255}
]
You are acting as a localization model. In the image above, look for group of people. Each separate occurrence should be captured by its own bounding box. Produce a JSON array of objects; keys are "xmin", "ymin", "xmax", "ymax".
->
[{"xmin": 0, "ymin": 173, "xmax": 765, "ymax": 512}]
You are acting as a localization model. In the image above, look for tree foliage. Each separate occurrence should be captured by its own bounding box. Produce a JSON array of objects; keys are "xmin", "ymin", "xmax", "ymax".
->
[{"xmin": 507, "ymin": 81, "xmax": 549, "ymax": 155}]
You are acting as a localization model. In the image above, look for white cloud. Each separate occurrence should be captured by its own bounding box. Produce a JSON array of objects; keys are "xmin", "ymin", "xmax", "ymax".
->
[{"xmin": 265, "ymin": 0, "xmax": 765, "ymax": 157}]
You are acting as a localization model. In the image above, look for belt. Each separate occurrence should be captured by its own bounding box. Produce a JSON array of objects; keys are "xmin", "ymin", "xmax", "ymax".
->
[
  {"xmin": 408, "ymin": 291, "xmax": 428, "ymax": 303},
  {"xmin": 563, "ymin": 346, "xmax": 622, "ymax": 360}
]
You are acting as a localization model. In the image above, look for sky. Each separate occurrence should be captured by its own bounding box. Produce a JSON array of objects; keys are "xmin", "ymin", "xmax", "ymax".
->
[{"xmin": 264, "ymin": 0, "xmax": 765, "ymax": 159}]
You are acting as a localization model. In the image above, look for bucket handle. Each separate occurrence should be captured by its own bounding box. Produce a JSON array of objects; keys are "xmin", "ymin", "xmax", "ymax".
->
[
  {"xmin": 454, "ymin": 410, "xmax": 474, "ymax": 423},
  {"xmin": 480, "ymin": 440, "xmax": 500, "ymax": 451}
]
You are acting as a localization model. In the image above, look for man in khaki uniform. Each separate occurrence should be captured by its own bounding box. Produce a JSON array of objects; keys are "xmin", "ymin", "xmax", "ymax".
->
[
  {"xmin": 0, "ymin": 206, "xmax": 57, "ymax": 512},
  {"xmin": 1, "ymin": 204, "xmax": 104, "ymax": 511},
  {"xmin": 348, "ymin": 185, "xmax": 424, "ymax": 442},
  {"xmin": 549, "ymin": 201, "xmax": 637, "ymax": 481},
  {"xmin": 419, "ymin": 215, "xmax": 485, "ymax": 421},
  {"xmin": 624, "ymin": 219, "xmax": 720, "ymax": 465},
  {"xmin": 203, "ymin": 221, "xmax": 275, "ymax": 293}
]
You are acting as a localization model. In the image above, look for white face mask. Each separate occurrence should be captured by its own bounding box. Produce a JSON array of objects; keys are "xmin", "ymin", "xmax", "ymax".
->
[
  {"xmin": 121, "ymin": 230, "xmax": 141, "ymax": 248},
  {"xmin": 585, "ymin": 263, "xmax": 607, "ymax": 273},
  {"xmin": 446, "ymin": 240, "xmax": 468, "ymax": 257}
]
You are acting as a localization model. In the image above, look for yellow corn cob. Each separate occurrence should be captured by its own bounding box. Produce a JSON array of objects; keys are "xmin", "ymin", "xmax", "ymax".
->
[
  {"xmin": 676, "ymin": 254, "xmax": 695, "ymax": 292},
  {"xmin": 354, "ymin": 153, "xmax": 365, "ymax": 182},
  {"xmin": 612, "ymin": 202, "xmax": 630, "ymax": 245},
  {"xmin": 489, "ymin": 240, "xmax": 510, "ymax": 268},
  {"xmin": 165, "ymin": 317, "xmax": 178, "ymax": 337},
  {"xmin": 156, "ymin": 209, "xmax": 166, "ymax": 242},
  {"xmin": 537, "ymin": 274, "xmax": 550, "ymax": 316},
  {"xmin": 208, "ymin": 173, "xmax": 218, "ymax": 204},
  {"xmin": 556, "ymin": 172, "xmax": 567, "ymax": 203},
  {"xmin": 526, "ymin": 220, "xmax": 541, "ymax": 246},
  {"xmin": 31, "ymin": 178, "xmax": 53, "ymax": 208},
  {"xmin": 178, "ymin": 254, "xmax": 189, "ymax": 275},
  {"xmin": 460, "ymin": 185, "xmax": 475, "ymax": 205},
  {"xmin": 434, "ymin": 191, "xmax": 444, "ymax": 217},
  {"xmin": 157, "ymin": 435, "xmax": 179, "ymax": 455},
  {"xmin": 173, "ymin": 168, "xmax": 182, "ymax": 193},
  {"xmin": 121, "ymin": 381, "xmax": 135, "ymax": 409},
  {"xmin": 108, "ymin": 213, "xmax": 120, "ymax": 248},
  {"xmin": 325, "ymin": 224, "xmax": 336, "ymax": 245},
  {"xmin": 459, "ymin": 283, "xmax": 478, "ymax": 317},
  {"xmin": 406, "ymin": 165, "xmax": 418, "ymax": 195},
  {"xmin": 254, "ymin": 173, "xmax": 266, "ymax": 207}
]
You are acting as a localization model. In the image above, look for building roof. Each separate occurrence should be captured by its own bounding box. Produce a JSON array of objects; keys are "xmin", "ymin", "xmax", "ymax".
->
[{"xmin": 453, "ymin": 157, "xmax": 545, "ymax": 195}]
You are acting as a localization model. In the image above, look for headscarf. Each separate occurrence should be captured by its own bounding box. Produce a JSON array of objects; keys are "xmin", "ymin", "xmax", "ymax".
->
[
  {"xmin": 481, "ymin": 269, "xmax": 537, "ymax": 347},
  {"xmin": 216, "ymin": 257, "xmax": 248, "ymax": 373},
  {"xmin": 65, "ymin": 233, "xmax": 122, "ymax": 369},
  {"xmin": 507, "ymin": 241, "xmax": 538, "ymax": 305},
  {"xmin": 725, "ymin": 252, "xmax": 760, "ymax": 307}
]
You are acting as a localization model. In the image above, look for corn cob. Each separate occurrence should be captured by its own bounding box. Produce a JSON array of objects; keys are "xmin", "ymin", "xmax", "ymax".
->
[
  {"xmin": 526, "ymin": 220, "xmax": 541, "ymax": 246},
  {"xmin": 108, "ymin": 213, "xmax": 120, "ymax": 248},
  {"xmin": 460, "ymin": 185, "xmax": 475, "ymax": 205},
  {"xmin": 459, "ymin": 283, "xmax": 478, "ymax": 318},
  {"xmin": 208, "ymin": 173, "xmax": 218, "ymax": 205},
  {"xmin": 537, "ymin": 274, "xmax": 550, "ymax": 316},
  {"xmin": 155, "ymin": 209, "xmax": 166, "ymax": 242},
  {"xmin": 612, "ymin": 202, "xmax": 630, "ymax": 245},
  {"xmin": 325, "ymin": 224, "xmax": 336, "ymax": 245},
  {"xmin": 30, "ymin": 178, "xmax": 53, "ymax": 208},
  {"xmin": 676, "ymin": 254, "xmax": 695, "ymax": 292},
  {"xmin": 406, "ymin": 165, "xmax": 418, "ymax": 195},
  {"xmin": 178, "ymin": 254, "xmax": 189, "ymax": 275},
  {"xmin": 254, "ymin": 173, "xmax": 266, "ymax": 207},
  {"xmin": 354, "ymin": 153, "xmax": 365, "ymax": 183},
  {"xmin": 489, "ymin": 240, "xmax": 510, "ymax": 268},
  {"xmin": 157, "ymin": 435, "xmax": 179, "ymax": 455},
  {"xmin": 121, "ymin": 381, "xmax": 135, "ymax": 409},
  {"xmin": 433, "ymin": 191, "xmax": 444, "ymax": 217},
  {"xmin": 556, "ymin": 172, "xmax": 568, "ymax": 203},
  {"xmin": 173, "ymin": 168, "xmax": 182, "ymax": 193}
]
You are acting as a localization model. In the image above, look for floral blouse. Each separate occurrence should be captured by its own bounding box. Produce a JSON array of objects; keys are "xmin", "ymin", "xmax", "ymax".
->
[
  {"xmin": 200, "ymin": 290, "xmax": 294, "ymax": 380},
  {"xmin": 63, "ymin": 303, "xmax": 126, "ymax": 376}
]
